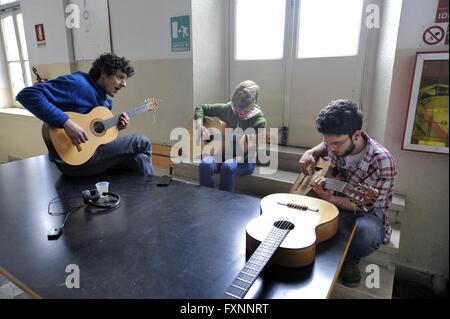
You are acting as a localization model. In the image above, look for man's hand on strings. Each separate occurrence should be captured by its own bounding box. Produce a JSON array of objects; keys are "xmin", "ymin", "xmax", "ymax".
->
[
  {"xmin": 313, "ymin": 177, "xmax": 334, "ymax": 201},
  {"xmin": 298, "ymin": 151, "xmax": 316, "ymax": 175},
  {"xmin": 64, "ymin": 119, "xmax": 89, "ymax": 146},
  {"xmin": 118, "ymin": 112, "xmax": 129, "ymax": 130}
]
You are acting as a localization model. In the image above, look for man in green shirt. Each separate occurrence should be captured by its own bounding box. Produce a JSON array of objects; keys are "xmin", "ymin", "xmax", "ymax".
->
[{"xmin": 194, "ymin": 80, "xmax": 266, "ymax": 192}]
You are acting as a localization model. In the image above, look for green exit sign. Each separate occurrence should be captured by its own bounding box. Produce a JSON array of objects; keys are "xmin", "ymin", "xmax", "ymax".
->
[{"xmin": 171, "ymin": 16, "xmax": 190, "ymax": 52}]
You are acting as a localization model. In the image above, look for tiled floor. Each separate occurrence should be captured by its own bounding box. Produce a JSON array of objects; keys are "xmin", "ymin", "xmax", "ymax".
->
[{"xmin": 0, "ymin": 274, "xmax": 31, "ymax": 299}]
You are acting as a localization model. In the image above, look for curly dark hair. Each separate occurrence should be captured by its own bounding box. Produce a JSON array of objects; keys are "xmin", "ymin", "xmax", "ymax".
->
[
  {"xmin": 315, "ymin": 99, "xmax": 363, "ymax": 136},
  {"xmin": 88, "ymin": 53, "xmax": 134, "ymax": 81}
]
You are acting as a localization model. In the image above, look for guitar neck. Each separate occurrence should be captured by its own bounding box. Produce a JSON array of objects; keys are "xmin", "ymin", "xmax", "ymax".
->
[
  {"xmin": 322, "ymin": 177, "xmax": 351, "ymax": 193},
  {"xmin": 322, "ymin": 178, "xmax": 371, "ymax": 211},
  {"xmin": 224, "ymin": 223, "xmax": 291, "ymax": 299},
  {"xmin": 102, "ymin": 103, "xmax": 150, "ymax": 130}
]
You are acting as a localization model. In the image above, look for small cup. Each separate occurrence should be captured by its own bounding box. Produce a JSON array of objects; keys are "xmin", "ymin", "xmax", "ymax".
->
[{"xmin": 95, "ymin": 181, "xmax": 109, "ymax": 201}]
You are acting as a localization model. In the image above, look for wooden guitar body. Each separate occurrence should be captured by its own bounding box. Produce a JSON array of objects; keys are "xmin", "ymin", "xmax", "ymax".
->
[
  {"xmin": 41, "ymin": 97, "xmax": 159, "ymax": 166},
  {"xmin": 290, "ymin": 157, "xmax": 333, "ymax": 196},
  {"xmin": 185, "ymin": 116, "xmax": 229, "ymax": 161},
  {"xmin": 225, "ymin": 193, "xmax": 339, "ymax": 299},
  {"xmin": 43, "ymin": 107, "xmax": 118, "ymax": 165},
  {"xmin": 246, "ymin": 193, "xmax": 339, "ymax": 268}
]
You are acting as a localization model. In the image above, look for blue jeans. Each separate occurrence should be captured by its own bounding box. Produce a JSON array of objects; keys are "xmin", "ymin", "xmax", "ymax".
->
[
  {"xmin": 54, "ymin": 134, "xmax": 154, "ymax": 177},
  {"xmin": 339, "ymin": 208, "xmax": 385, "ymax": 264},
  {"xmin": 199, "ymin": 155, "xmax": 256, "ymax": 192}
]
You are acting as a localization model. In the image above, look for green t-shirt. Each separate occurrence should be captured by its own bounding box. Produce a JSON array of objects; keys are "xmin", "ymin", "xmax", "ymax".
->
[
  {"xmin": 194, "ymin": 102, "xmax": 267, "ymax": 158},
  {"xmin": 194, "ymin": 102, "xmax": 266, "ymax": 130}
]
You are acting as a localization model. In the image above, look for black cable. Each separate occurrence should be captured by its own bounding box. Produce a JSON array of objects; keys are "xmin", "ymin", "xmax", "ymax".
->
[
  {"xmin": 59, "ymin": 204, "xmax": 84, "ymax": 229},
  {"xmin": 47, "ymin": 196, "xmax": 84, "ymax": 240},
  {"xmin": 47, "ymin": 195, "xmax": 81, "ymax": 216}
]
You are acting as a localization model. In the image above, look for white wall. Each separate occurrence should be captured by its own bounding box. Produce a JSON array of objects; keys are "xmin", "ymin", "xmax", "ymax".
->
[
  {"xmin": 108, "ymin": 0, "xmax": 191, "ymax": 60},
  {"xmin": 71, "ymin": 0, "xmax": 111, "ymax": 61},
  {"xmin": 367, "ymin": 0, "xmax": 403, "ymax": 142},
  {"xmin": 192, "ymin": 0, "xmax": 227, "ymax": 107},
  {"xmin": 372, "ymin": 0, "xmax": 449, "ymax": 279},
  {"xmin": 106, "ymin": 0, "xmax": 193, "ymax": 145},
  {"xmin": 21, "ymin": 0, "xmax": 74, "ymax": 65}
]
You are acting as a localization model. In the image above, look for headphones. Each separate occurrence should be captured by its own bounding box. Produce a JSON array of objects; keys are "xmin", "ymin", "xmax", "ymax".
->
[
  {"xmin": 81, "ymin": 189, "xmax": 121, "ymax": 209},
  {"xmin": 47, "ymin": 189, "xmax": 121, "ymax": 240}
]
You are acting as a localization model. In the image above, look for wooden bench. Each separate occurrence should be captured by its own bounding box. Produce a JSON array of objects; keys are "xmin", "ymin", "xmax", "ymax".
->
[{"xmin": 152, "ymin": 144, "xmax": 174, "ymax": 175}]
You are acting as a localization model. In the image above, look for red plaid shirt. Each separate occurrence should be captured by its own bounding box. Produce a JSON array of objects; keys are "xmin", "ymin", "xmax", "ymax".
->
[{"xmin": 327, "ymin": 131, "xmax": 397, "ymax": 224}]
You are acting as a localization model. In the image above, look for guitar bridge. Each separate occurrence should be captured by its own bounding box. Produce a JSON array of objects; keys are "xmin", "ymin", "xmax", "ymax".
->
[{"xmin": 277, "ymin": 202, "xmax": 319, "ymax": 212}]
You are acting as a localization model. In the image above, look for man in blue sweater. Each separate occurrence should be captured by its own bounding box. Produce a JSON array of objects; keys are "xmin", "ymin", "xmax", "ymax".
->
[{"xmin": 16, "ymin": 53, "xmax": 153, "ymax": 177}]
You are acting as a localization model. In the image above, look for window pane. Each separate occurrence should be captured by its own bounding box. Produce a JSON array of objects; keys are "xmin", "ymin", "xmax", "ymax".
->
[
  {"xmin": 1, "ymin": 16, "xmax": 20, "ymax": 61},
  {"xmin": 235, "ymin": 0, "xmax": 286, "ymax": 60},
  {"xmin": 297, "ymin": 0, "xmax": 364, "ymax": 58},
  {"xmin": 24, "ymin": 61, "xmax": 32, "ymax": 87},
  {"xmin": 17, "ymin": 14, "xmax": 28, "ymax": 60},
  {"xmin": 8, "ymin": 62, "xmax": 25, "ymax": 98}
]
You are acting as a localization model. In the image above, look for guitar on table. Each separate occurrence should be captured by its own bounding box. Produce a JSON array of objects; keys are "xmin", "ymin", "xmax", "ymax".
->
[
  {"xmin": 224, "ymin": 193, "xmax": 339, "ymax": 299},
  {"xmin": 225, "ymin": 174, "xmax": 379, "ymax": 299},
  {"xmin": 42, "ymin": 97, "xmax": 159, "ymax": 166}
]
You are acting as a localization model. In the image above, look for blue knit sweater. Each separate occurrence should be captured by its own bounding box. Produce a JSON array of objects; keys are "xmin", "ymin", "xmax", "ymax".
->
[{"xmin": 16, "ymin": 71, "xmax": 112, "ymax": 128}]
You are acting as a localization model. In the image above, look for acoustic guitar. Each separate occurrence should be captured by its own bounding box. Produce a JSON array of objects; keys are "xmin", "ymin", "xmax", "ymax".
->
[
  {"xmin": 290, "ymin": 157, "xmax": 378, "ymax": 212},
  {"xmin": 184, "ymin": 116, "xmax": 272, "ymax": 161},
  {"xmin": 224, "ymin": 193, "xmax": 339, "ymax": 299},
  {"xmin": 185, "ymin": 116, "xmax": 229, "ymax": 161},
  {"xmin": 42, "ymin": 97, "xmax": 159, "ymax": 165}
]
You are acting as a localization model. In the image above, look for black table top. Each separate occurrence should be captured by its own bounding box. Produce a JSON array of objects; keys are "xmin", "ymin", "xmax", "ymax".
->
[{"xmin": 0, "ymin": 155, "xmax": 354, "ymax": 299}]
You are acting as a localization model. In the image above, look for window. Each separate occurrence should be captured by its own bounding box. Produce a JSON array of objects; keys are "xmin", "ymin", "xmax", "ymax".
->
[
  {"xmin": 297, "ymin": 0, "xmax": 364, "ymax": 58},
  {"xmin": 235, "ymin": 0, "xmax": 286, "ymax": 60},
  {"xmin": 1, "ymin": 9, "xmax": 31, "ymax": 104}
]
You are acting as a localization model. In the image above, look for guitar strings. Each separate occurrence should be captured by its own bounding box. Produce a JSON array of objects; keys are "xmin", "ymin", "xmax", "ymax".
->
[
  {"xmin": 93, "ymin": 102, "xmax": 152, "ymax": 132},
  {"xmin": 226, "ymin": 217, "xmax": 292, "ymax": 298},
  {"xmin": 322, "ymin": 178, "xmax": 365, "ymax": 194},
  {"xmin": 245, "ymin": 218, "xmax": 292, "ymax": 268}
]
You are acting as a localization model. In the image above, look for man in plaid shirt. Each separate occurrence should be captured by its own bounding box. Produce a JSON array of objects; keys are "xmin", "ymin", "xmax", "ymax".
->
[{"xmin": 298, "ymin": 99, "xmax": 397, "ymax": 288}]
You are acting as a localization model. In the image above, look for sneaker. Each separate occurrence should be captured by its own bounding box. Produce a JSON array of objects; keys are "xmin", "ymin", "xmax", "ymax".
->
[{"xmin": 341, "ymin": 261, "xmax": 361, "ymax": 288}]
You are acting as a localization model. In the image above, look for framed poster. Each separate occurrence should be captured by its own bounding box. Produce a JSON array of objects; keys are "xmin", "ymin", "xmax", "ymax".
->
[{"xmin": 402, "ymin": 51, "xmax": 449, "ymax": 154}]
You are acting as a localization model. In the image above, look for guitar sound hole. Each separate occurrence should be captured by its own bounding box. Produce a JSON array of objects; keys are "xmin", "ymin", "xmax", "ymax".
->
[
  {"xmin": 93, "ymin": 122, "xmax": 105, "ymax": 134},
  {"xmin": 273, "ymin": 220, "xmax": 295, "ymax": 230}
]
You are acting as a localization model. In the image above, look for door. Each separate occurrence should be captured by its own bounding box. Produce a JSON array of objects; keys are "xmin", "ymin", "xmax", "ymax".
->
[{"xmin": 230, "ymin": 0, "xmax": 374, "ymax": 147}]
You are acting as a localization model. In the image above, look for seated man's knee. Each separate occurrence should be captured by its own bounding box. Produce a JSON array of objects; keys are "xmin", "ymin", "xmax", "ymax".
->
[
  {"xmin": 199, "ymin": 158, "xmax": 216, "ymax": 174},
  {"xmin": 137, "ymin": 135, "xmax": 151, "ymax": 152},
  {"xmin": 354, "ymin": 217, "xmax": 383, "ymax": 248},
  {"xmin": 221, "ymin": 161, "xmax": 237, "ymax": 175}
]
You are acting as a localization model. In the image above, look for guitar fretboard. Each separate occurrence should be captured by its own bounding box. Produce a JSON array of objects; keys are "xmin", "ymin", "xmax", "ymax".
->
[
  {"xmin": 323, "ymin": 178, "xmax": 348, "ymax": 192},
  {"xmin": 101, "ymin": 103, "xmax": 150, "ymax": 130},
  {"xmin": 224, "ymin": 220, "xmax": 291, "ymax": 299}
]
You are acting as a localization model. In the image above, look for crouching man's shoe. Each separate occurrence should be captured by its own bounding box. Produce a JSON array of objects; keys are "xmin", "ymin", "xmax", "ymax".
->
[{"xmin": 341, "ymin": 261, "xmax": 361, "ymax": 288}]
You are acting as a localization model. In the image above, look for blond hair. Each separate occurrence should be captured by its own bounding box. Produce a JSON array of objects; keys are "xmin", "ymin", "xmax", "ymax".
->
[{"xmin": 231, "ymin": 80, "xmax": 260, "ymax": 109}]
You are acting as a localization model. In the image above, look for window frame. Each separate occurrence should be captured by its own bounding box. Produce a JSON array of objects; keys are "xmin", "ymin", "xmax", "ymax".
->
[
  {"xmin": 0, "ymin": 3, "xmax": 31, "ymax": 108},
  {"xmin": 295, "ymin": 0, "xmax": 365, "ymax": 59},
  {"xmin": 232, "ymin": 0, "xmax": 288, "ymax": 61}
]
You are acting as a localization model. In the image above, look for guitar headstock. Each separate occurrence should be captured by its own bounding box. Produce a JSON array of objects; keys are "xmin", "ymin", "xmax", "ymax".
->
[
  {"xmin": 343, "ymin": 183, "xmax": 379, "ymax": 212},
  {"xmin": 144, "ymin": 97, "xmax": 160, "ymax": 112}
]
